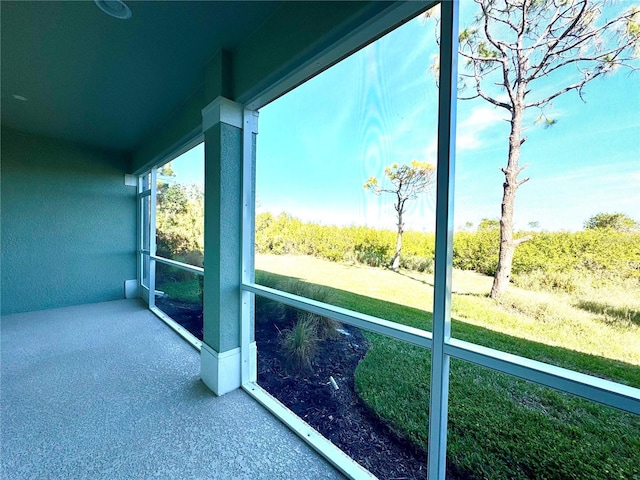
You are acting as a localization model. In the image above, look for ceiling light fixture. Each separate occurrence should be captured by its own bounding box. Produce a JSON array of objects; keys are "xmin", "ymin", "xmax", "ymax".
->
[
  {"xmin": 12, "ymin": 95, "xmax": 28, "ymax": 102},
  {"xmin": 94, "ymin": 0, "xmax": 132, "ymax": 20}
]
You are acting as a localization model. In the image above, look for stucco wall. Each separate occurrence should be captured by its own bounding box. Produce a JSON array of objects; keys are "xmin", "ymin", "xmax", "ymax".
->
[{"xmin": 1, "ymin": 129, "xmax": 136, "ymax": 314}]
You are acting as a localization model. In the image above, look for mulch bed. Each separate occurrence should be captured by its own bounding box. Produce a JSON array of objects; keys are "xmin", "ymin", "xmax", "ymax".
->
[
  {"xmin": 255, "ymin": 319, "xmax": 431, "ymax": 480},
  {"xmin": 153, "ymin": 297, "xmax": 459, "ymax": 480},
  {"xmin": 154, "ymin": 295, "xmax": 204, "ymax": 339}
]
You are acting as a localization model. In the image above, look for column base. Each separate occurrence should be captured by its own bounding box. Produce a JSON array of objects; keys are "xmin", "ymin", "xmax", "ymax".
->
[{"xmin": 200, "ymin": 343, "xmax": 241, "ymax": 396}]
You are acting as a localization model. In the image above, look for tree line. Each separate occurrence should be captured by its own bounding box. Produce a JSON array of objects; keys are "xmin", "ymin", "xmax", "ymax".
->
[{"xmin": 255, "ymin": 211, "xmax": 640, "ymax": 292}]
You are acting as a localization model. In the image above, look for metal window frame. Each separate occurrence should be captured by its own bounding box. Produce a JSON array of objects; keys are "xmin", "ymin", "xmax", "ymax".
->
[
  {"xmin": 239, "ymin": 289, "xmax": 639, "ymax": 414},
  {"xmin": 152, "ymin": 255, "xmax": 204, "ymax": 276},
  {"xmin": 137, "ymin": 169, "xmax": 157, "ymax": 306},
  {"xmin": 241, "ymin": 110, "xmax": 259, "ymax": 385},
  {"xmin": 129, "ymin": 1, "xmax": 639, "ymax": 478},
  {"xmin": 428, "ymin": 1, "xmax": 459, "ymax": 477},
  {"xmin": 148, "ymin": 168, "xmax": 157, "ymax": 308},
  {"xmin": 238, "ymin": 1, "xmax": 639, "ymax": 479},
  {"xmin": 137, "ymin": 177, "xmax": 152, "ymax": 292},
  {"xmin": 137, "ymin": 139, "xmax": 206, "ymax": 347},
  {"xmin": 243, "ymin": 283, "xmax": 432, "ymax": 349}
]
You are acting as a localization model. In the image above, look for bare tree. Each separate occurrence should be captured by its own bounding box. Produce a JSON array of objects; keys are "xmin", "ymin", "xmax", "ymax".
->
[
  {"xmin": 364, "ymin": 161, "xmax": 436, "ymax": 271},
  {"xmin": 458, "ymin": 0, "xmax": 639, "ymax": 297}
]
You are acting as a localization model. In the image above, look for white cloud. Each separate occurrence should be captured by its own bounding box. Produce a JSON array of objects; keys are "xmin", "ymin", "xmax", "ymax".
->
[{"xmin": 456, "ymin": 106, "xmax": 509, "ymax": 151}]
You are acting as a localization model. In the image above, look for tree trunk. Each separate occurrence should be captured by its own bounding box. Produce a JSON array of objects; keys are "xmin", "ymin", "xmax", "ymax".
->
[
  {"xmin": 392, "ymin": 210, "xmax": 403, "ymax": 271},
  {"xmin": 490, "ymin": 104, "xmax": 524, "ymax": 298}
]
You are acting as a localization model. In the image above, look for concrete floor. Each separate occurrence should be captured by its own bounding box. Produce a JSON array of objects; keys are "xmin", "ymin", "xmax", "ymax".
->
[{"xmin": 1, "ymin": 299, "xmax": 345, "ymax": 480}]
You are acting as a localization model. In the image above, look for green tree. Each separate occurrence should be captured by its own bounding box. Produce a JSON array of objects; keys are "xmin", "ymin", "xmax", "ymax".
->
[
  {"xmin": 156, "ymin": 164, "xmax": 204, "ymax": 261},
  {"xmin": 457, "ymin": 0, "xmax": 639, "ymax": 298},
  {"xmin": 363, "ymin": 160, "xmax": 436, "ymax": 271},
  {"xmin": 584, "ymin": 212, "xmax": 639, "ymax": 232},
  {"xmin": 478, "ymin": 218, "xmax": 500, "ymax": 231}
]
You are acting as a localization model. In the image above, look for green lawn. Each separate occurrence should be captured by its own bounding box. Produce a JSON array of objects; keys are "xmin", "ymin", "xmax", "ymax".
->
[
  {"xmin": 157, "ymin": 279, "xmax": 202, "ymax": 303},
  {"xmin": 255, "ymin": 254, "xmax": 640, "ymax": 480}
]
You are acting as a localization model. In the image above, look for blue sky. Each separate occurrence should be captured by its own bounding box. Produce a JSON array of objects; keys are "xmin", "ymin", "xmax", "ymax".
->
[{"xmin": 174, "ymin": 3, "xmax": 639, "ymax": 233}]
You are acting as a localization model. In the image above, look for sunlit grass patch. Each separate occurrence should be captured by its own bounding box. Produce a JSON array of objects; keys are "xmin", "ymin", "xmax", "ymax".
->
[{"xmin": 256, "ymin": 254, "xmax": 640, "ymax": 479}]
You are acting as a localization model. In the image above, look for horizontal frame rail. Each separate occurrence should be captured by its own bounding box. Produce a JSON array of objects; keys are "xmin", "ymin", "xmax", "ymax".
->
[
  {"xmin": 243, "ymin": 382, "xmax": 377, "ymax": 480},
  {"xmin": 245, "ymin": 282, "xmax": 639, "ymax": 415},
  {"xmin": 151, "ymin": 255, "xmax": 204, "ymax": 275},
  {"xmin": 445, "ymin": 338, "xmax": 640, "ymax": 415},
  {"xmin": 243, "ymin": 282, "xmax": 433, "ymax": 349},
  {"xmin": 150, "ymin": 306, "xmax": 202, "ymax": 351}
]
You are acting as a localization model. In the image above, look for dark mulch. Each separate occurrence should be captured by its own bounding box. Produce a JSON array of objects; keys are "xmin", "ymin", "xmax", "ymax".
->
[
  {"xmin": 153, "ymin": 297, "xmax": 457, "ymax": 480},
  {"xmin": 255, "ymin": 319, "xmax": 430, "ymax": 480},
  {"xmin": 154, "ymin": 295, "xmax": 204, "ymax": 340}
]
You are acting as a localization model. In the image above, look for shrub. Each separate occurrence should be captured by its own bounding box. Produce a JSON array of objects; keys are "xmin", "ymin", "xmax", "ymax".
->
[
  {"xmin": 254, "ymin": 271, "xmax": 287, "ymax": 324},
  {"xmin": 308, "ymin": 312, "xmax": 341, "ymax": 339},
  {"xmin": 284, "ymin": 280, "xmax": 341, "ymax": 337},
  {"xmin": 254, "ymin": 273, "xmax": 341, "ymax": 334},
  {"xmin": 279, "ymin": 314, "xmax": 319, "ymax": 372},
  {"xmin": 287, "ymin": 280, "xmax": 333, "ymax": 303},
  {"xmin": 255, "ymin": 212, "xmax": 436, "ymax": 272},
  {"xmin": 174, "ymin": 250, "xmax": 204, "ymax": 268},
  {"xmin": 352, "ymin": 249, "xmax": 388, "ymax": 267},
  {"xmin": 512, "ymin": 269, "xmax": 592, "ymax": 294},
  {"xmin": 453, "ymin": 230, "xmax": 500, "ymax": 276},
  {"xmin": 255, "ymin": 296, "xmax": 286, "ymax": 325},
  {"xmin": 156, "ymin": 182, "xmax": 204, "ymax": 258},
  {"xmin": 454, "ymin": 228, "xmax": 640, "ymax": 292},
  {"xmin": 400, "ymin": 254, "xmax": 434, "ymax": 273},
  {"xmin": 255, "ymin": 211, "xmax": 640, "ymax": 285},
  {"xmin": 511, "ymin": 230, "xmax": 640, "ymax": 292}
]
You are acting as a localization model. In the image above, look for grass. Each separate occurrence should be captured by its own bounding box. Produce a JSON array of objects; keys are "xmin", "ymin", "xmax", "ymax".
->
[
  {"xmin": 256, "ymin": 254, "xmax": 640, "ymax": 374},
  {"xmin": 156, "ymin": 279, "xmax": 202, "ymax": 304},
  {"xmin": 255, "ymin": 254, "xmax": 640, "ymax": 480}
]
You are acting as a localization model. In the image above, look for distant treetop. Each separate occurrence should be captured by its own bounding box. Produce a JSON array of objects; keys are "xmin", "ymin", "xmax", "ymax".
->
[{"xmin": 584, "ymin": 212, "xmax": 639, "ymax": 232}]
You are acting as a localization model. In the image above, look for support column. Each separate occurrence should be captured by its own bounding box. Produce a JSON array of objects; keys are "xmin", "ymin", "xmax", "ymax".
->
[
  {"xmin": 241, "ymin": 110, "xmax": 259, "ymax": 385},
  {"xmin": 428, "ymin": 1, "xmax": 459, "ymax": 479},
  {"xmin": 200, "ymin": 97, "xmax": 244, "ymax": 396}
]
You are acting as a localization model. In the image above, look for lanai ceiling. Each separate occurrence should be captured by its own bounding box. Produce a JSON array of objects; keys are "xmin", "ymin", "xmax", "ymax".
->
[{"xmin": 1, "ymin": 1, "xmax": 281, "ymax": 152}]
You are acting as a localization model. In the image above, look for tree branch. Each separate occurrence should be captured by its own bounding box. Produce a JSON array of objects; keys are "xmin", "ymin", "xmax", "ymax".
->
[
  {"xmin": 549, "ymin": 11, "xmax": 636, "ymax": 59},
  {"xmin": 458, "ymin": 92, "xmax": 481, "ymax": 101},
  {"xmin": 532, "ymin": 46, "xmax": 635, "ymax": 80},
  {"xmin": 523, "ymin": 3, "xmax": 563, "ymax": 62},
  {"xmin": 475, "ymin": 0, "xmax": 519, "ymax": 33},
  {"xmin": 464, "ymin": 54, "xmax": 513, "ymax": 110},
  {"xmin": 481, "ymin": 1, "xmax": 518, "ymax": 105},
  {"xmin": 526, "ymin": 3, "xmax": 638, "ymax": 82},
  {"xmin": 474, "ymin": 81, "xmax": 512, "ymax": 110},
  {"xmin": 480, "ymin": 1, "xmax": 509, "ymax": 53},
  {"xmin": 514, "ymin": 235, "xmax": 532, "ymax": 246},
  {"xmin": 458, "ymin": 50, "xmax": 504, "ymax": 64},
  {"xmin": 525, "ymin": 54, "xmax": 629, "ymax": 109},
  {"xmin": 526, "ymin": 0, "xmax": 589, "ymax": 80}
]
